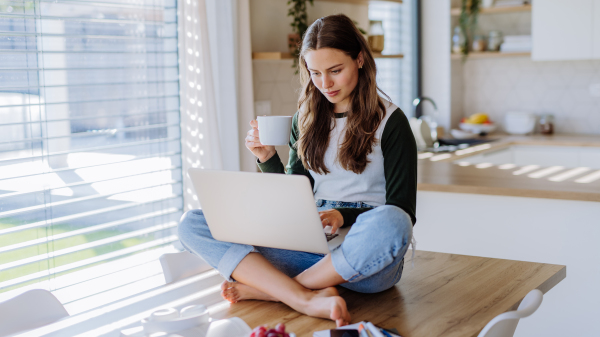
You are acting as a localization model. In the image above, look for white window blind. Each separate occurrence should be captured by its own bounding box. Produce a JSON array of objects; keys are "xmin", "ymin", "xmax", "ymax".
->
[{"xmin": 0, "ymin": 0, "xmax": 183, "ymax": 311}]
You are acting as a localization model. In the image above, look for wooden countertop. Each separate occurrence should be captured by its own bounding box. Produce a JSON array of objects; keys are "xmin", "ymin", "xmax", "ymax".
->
[
  {"xmin": 418, "ymin": 134, "xmax": 600, "ymax": 202},
  {"xmin": 215, "ymin": 250, "xmax": 566, "ymax": 337}
]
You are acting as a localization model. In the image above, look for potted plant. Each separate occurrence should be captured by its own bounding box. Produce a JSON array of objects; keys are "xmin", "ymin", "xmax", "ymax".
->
[
  {"xmin": 459, "ymin": 0, "xmax": 481, "ymax": 56},
  {"xmin": 287, "ymin": 0, "xmax": 313, "ymax": 71}
]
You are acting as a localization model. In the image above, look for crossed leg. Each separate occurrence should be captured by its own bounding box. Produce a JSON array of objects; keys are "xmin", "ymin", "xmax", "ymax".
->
[{"xmin": 220, "ymin": 253, "xmax": 350, "ymax": 327}]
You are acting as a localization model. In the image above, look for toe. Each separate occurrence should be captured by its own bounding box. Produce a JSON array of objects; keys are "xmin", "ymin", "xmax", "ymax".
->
[
  {"xmin": 221, "ymin": 289, "xmax": 234, "ymax": 303},
  {"xmin": 221, "ymin": 280, "xmax": 234, "ymax": 291},
  {"xmin": 330, "ymin": 297, "xmax": 350, "ymax": 326}
]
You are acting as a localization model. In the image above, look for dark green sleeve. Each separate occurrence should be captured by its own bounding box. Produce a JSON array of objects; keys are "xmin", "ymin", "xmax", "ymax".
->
[
  {"xmin": 334, "ymin": 108, "xmax": 417, "ymax": 227},
  {"xmin": 257, "ymin": 112, "xmax": 315, "ymax": 189},
  {"xmin": 381, "ymin": 108, "xmax": 417, "ymax": 225}
]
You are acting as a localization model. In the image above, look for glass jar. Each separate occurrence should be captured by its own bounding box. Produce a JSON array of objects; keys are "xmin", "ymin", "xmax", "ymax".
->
[
  {"xmin": 539, "ymin": 114, "xmax": 554, "ymax": 135},
  {"xmin": 472, "ymin": 35, "xmax": 487, "ymax": 52},
  {"xmin": 368, "ymin": 20, "xmax": 385, "ymax": 53},
  {"xmin": 488, "ymin": 30, "xmax": 503, "ymax": 51},
  {"xmin": 452, "ymin": 26, "xmax": 466, "ymax": 54}
]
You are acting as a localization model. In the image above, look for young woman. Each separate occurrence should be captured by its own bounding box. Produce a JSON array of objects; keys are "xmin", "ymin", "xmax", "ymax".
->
[{"xmin": 178, "ymin": 14, "xmax": 417, "ymax": 327}]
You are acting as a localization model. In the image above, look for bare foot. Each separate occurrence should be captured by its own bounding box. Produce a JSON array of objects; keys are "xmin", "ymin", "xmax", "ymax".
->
[
  {"xmin": 220, "ymin": 281, "xmax": 340, "ymax": 303},
  {"xmin": 221, "ymin": 282, "xmax": 350, "ymax": 327},
  {"xmin": 220, "ymin": 280, "xmax": 279, "ymax": 303},
  {"xmin": 302, "ymin": 288, "xmax": 351, "ymax": 327}
]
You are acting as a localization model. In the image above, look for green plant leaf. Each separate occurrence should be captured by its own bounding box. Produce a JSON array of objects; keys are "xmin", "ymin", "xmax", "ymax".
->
[{"xmin": 459, "ymin": 0, "xmax": 480, "ymax": 57}]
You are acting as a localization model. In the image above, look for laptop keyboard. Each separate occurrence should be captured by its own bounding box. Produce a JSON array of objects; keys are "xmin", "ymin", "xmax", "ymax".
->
[{"xmin": 325, "ymin": 233, "xmax": 339, "ymax": 242}]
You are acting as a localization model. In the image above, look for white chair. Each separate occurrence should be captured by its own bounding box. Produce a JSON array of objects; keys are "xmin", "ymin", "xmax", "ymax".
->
[
  {"xmin": 0, "ymin": 289, "xmax": 69, "ymax": 336},
  {"xmin": 477, "ymin": 289, "xmax": 544, "ymax": 337},
  {"xmin": 159, "ymin": 251, "xmax": 213, "ymax": 284}
]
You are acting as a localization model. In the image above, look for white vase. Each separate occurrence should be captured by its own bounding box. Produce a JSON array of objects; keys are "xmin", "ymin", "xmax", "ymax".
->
[{"xmin": 482, "ymin": 0, "xmax": 495, "ymax": 8}]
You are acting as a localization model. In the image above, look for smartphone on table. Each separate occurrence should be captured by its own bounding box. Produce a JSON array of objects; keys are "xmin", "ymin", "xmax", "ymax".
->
[{"xmin": 329, "ymin": 329, "xmax": 359, "ymax": 337}]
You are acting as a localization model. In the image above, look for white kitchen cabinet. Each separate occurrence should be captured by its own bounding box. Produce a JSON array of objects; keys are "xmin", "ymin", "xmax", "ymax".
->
[
  {"xmin": 594, "ymin": 0, "xmax": 600, "ymax": 58},
  {"xmin": 415, "ymin": 191, "xmax": 600, "ymax": 337},
  {"xmin": 532, "ymin": 0, "xmax": 594, "ymax": 61}
]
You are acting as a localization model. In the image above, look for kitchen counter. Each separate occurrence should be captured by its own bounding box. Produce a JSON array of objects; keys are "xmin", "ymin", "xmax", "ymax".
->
[{"xmin": 418, "ymin": 134, "xmax": 600, "ymax": 202}]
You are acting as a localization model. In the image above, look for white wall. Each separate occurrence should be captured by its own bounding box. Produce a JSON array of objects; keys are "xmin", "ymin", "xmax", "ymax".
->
[
  {"xmin": 414, "ymin": 191, "xmax": 600, "ymax": 337},
  {"xmin": 461, "ymin": 57, "xmax": 600, "ymax": 134},
  {"xmin": 421, "ymin": 0, "xmax": 452, "ymax": 130}
]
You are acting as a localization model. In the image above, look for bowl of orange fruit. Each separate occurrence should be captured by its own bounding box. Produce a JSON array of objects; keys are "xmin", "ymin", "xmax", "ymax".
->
[{"xmin": 459, "ymin": 113, "xmax": 497, "ymax": 135}]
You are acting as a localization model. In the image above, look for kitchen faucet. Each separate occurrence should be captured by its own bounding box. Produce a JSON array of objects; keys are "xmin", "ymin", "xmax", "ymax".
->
[
  {"xmin": 412, "ymin": 96, "xmax": 437, "ymax": 115},
  {"xmin": 412, "ymin": 96, "xmax": 440, "ymax": 146}
]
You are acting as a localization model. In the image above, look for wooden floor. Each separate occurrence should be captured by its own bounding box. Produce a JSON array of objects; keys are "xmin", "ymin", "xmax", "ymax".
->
[{"xmin": 213, "ymin": 250, "xmax": 566, "ymax": 337}]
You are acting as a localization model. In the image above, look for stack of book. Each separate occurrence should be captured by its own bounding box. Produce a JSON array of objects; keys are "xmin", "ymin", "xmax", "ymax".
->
[
  {"xmin": 493, "ymin": 0, "xmax": 530, "ymax": 7},
  {"xmin": 500, "ymin": 35, "xmax": 532, "ymax": 53}
]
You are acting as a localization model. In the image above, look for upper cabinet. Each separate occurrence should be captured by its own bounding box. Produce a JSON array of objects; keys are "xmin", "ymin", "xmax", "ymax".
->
[{"xmin": 532, "ymin": 0, "xmax": 596, "ymax": 61}]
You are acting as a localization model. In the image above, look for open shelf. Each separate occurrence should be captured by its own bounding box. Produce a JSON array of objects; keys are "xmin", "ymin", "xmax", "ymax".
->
[
  {"xmin": 450, "ymin": 4, "xmax": 531, "ymax": 16},
  {"xmin": 450, "ymin": 51, "xmax": 531, "ymax": 60},
  {"xmin": 314, "ymin": 0, "xmax": 402, "ymax": 4},
  {"xmin": 252, "ymin": 52, "xmax": 404, "ymax": 60},
  {"xmin": 252, "ymin": 52, "xmax": 293, "ymax": 60},
  {"xmin": 372, "ymin": 53, "xmax": 404, "ymax": 59}
]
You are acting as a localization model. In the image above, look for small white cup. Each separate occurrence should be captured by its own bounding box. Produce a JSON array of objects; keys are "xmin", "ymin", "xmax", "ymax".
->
[{"xmin": 257, "ymin": 116, "xmax": 292, "ymax": 146}]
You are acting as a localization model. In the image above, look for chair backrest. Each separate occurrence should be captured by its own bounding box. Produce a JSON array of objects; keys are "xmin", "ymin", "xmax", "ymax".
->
[
  {"xmin": 477, "ymin": 289, "xmax": 544, "ymax": 337},
  {"xmin": 0, "ymin": 289, "xmax": 69, "ymax": 336},
  {"xmin": 159, "ymin": 251, "xmax": 213, "ymax": 284}
]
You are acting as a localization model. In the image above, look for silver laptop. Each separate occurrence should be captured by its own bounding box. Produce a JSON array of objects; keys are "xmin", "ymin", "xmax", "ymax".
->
[{"xmin": 187, "ymin": 169, "xmax": 348, "ymax": 254}]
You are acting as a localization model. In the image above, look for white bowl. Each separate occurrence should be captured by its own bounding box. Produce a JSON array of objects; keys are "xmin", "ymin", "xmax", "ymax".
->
[
  {"xmin": 459, "ymin": 123, "xmax": 497, "ymax": 134},
  {"xmin": 451, "ymin": 129, "xmax": 477, "ymax": 139},
  {"xmin": 505, "ymin": 111, "xmax": 536, "ymax": 134}
]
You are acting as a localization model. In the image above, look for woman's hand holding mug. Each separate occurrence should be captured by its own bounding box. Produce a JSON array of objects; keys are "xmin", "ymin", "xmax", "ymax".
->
[
  {"xmin": 245, "ymin": 120, "xmax": 276, "ymax": 163},
  {"xmin": 319, "ymin": 209, "xmax": 344, "ymax": 235}
]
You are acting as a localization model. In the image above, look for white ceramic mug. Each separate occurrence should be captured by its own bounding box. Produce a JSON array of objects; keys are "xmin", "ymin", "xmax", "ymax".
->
[{"xmin": 257, "ymin": 116, "xmax": 292, "ymax": 146}]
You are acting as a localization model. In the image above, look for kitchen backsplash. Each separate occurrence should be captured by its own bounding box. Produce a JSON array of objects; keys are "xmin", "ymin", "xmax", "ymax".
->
[
  {"xmin": 462, "ymin": 58, "xmax": 600, "ymax": 134},
  {"xmin": 252, "ymin": 60, "xmax": 300, "ymax": 118}
]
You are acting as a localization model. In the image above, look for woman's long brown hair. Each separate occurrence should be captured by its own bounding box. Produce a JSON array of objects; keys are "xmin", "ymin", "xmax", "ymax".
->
[{"xmin": 296, "ymin": 14, "xmax": 390, "ymax": 175}]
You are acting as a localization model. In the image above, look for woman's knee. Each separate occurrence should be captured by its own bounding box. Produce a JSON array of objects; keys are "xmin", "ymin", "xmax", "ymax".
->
[
  {"xmin": 361, "ymin": 205, "xmax": 412, "ymax": 254},
  {"xmin": 177, "ymin": 209, "xmax": 208, "ymax": 243},
  {"xmin": 341, "ymin": 258, "xmax": 405, "ymax": 294}
]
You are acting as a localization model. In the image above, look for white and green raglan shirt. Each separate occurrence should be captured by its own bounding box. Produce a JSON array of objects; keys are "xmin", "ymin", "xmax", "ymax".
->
[{"xmin": 257, "ymin": 101, "xmax": 417, "ymax": 227}]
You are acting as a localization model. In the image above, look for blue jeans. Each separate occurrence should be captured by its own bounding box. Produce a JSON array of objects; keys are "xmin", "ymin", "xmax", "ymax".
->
[{"xmin": 177, "ymin": 199, "xmax": 413, "ymax": 293}]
